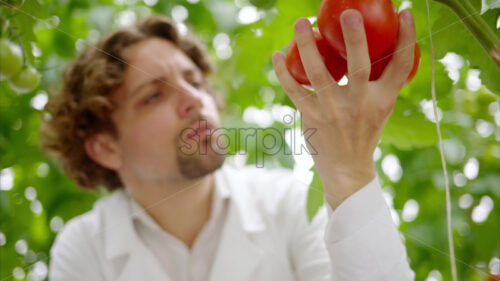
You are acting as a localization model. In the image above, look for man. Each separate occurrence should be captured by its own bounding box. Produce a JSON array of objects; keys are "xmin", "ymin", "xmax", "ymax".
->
[{"xmin": 42, "ymin": 8, "xmax": 416, "ymax": 281}]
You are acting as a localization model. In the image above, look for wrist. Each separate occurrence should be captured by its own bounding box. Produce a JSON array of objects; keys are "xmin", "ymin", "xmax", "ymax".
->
[{"xmin": 319, "ymin": 164, "xmax": 376, "ymax": 209}]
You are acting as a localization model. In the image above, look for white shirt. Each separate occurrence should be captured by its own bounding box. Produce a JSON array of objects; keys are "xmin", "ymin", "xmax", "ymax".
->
[
  {"xmin": 128, "ymin": 176, "xmax": 230, "ymax": 281},
  {"xmin": 49, "ymin": 164, "xmax": 415, "ymax": 281}
]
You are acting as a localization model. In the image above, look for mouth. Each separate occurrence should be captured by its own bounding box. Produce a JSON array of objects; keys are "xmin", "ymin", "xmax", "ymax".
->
[{"xmin": 186, "ymin": 120, "xmax": 215, "ymax": 141}]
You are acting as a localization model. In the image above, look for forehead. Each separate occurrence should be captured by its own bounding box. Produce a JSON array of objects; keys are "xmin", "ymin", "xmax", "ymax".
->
[{"xmin": 121, "ymin": 37, "xmax": 199, "ymax": 79}]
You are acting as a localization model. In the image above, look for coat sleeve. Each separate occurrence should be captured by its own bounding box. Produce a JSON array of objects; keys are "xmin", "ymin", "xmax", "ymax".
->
[
  {"xmin": 49, "ymin": 218, "xmax": 105, "ymax": 281},
  {"xmin": 288, "ymin": 175, "xmax": 415, "ymax": 281}
]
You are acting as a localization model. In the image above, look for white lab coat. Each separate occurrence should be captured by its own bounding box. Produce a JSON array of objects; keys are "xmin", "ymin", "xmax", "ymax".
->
[{"xmin": 49, "ymin": 164, "xmax": 415, "ymax": 281}]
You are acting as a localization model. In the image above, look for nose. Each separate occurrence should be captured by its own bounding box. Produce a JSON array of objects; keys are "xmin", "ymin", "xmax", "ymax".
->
[{"xmin": 176, "ymin": 79, "xmax": 203, "ymax": 119}]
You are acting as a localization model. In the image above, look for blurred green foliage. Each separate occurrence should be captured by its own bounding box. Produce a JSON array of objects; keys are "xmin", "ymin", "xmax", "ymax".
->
[{"xmin": 0, "ymin": 0, "xmax": 499, "ymax": 280}]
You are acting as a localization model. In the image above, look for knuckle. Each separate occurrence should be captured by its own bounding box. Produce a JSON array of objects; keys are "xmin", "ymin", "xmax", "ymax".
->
[
  {"xmin": 349, "ymin": 62, "xmax": 371, "ymax": 81},
  {"xmin": 307, "ymin": 111, "xmax": 323, "ymax": 126},
  {"xmin": 393, "ymin": 54, "xmax": 413, "ymax": 75},
  {"xmin": 358, "ymin": 68, "xmax": 371, "ymax": 80},
  {"xmin": 380, "ymin": 102, "xmax": 395, "ymax": 118},
  {"xmin": 350, "ymin": 107, "xmax": 363, "ymax": 122},
  {"xmin": 298, "ymin": 37, "xmax": 315, "ymax": 52},
  {"xmin": 273, "ymin": 68, "xmax": 285, "ymax": 82},
  {"xmin": 392, "ymin": 80, "xmax": 405, "ymax": 90},
  {"xmin": 324, "ymin": 109, "xmax": 340, "ymax": 124},
  {"xmin": 311, "ymin": 73, "xmax": 333, "ymax": 89},
  {"xmin": 278, "ymin": 79, "xmax": 295, "ymax": 94},
  {"xmin": 345, "ymin": 31, "xmax": 365, "ymax": 47},
  {"xmin": 283, "ymin": 83, "xmax": 297, "ymax": 95},
  {"xmin": 274, "ymin": 60, "xmax": 284, "ymax": 72},
  {"xmin": 401, "ymin": 50, "xmax": 415, "ymax": 69},
  {"xmin": 400, "ymin": 62, "xmax": 414, "ymax": 79},
  {"xmin": 308, "ymin": 68, "xmax": 324, "ymax": 79},
  {"xmin": 313, "ymin": 107, "xmax": 331, "ymax": 123}
]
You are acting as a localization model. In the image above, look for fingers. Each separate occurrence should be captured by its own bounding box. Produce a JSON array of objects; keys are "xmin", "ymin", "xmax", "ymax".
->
[
  {"xmin": 293, "ymin": 18, "xmax": 338, "ymax": 95},
  {"xmin": 272, "ymin": 51, "xmax": 316, "ymax": 112},
  {"xmin": 341, "ymin": 9, "xmax": 371, "ymax": 90},
  {"xmin": 379, "ymin": 10, "xmax": 416, "ymax": 92}
]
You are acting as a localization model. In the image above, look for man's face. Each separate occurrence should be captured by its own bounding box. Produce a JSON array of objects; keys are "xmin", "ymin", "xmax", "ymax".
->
[{"xmin": 108, "ymin": 37, "xmax": 226, "ymax": 185}]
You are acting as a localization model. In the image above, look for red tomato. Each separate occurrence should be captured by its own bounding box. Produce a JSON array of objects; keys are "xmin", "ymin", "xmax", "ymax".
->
[
  {"xmin": 317, "ymin": 0, "xmax": 399, "ymax": 61},
  {"xmin": 490, "ymin": 274, "xmax": 500, "ymax": 281},
  {"xmin": 286, "ymin": 28, "xmax": 347, "ymax": 85},
  {"xmin": 405, "ymin": 43, "xmax": 421, "ymax": 84},
  {"xmin": 370, "ymin": 42, "xmax": 421, "ymax": 83}
]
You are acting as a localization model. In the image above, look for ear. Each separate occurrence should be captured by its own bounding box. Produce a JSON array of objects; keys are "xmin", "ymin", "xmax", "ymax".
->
[{"xmin": 84, "ymin": 132, "xmax": 123, "ymax": 170}]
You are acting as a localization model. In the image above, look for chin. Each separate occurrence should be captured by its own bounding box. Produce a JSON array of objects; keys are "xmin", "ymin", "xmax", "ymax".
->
[{"xmin": 176, "ymin": 137, "xmax": 227, "ymax": 179}]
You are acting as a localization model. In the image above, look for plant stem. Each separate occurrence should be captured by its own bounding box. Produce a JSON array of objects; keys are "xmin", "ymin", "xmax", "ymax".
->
[
  {"xmin": 433, "ymin": 0, "xmax": 500, "ymax": 69},
  {"xmin": 425, "ymin": 1, "xmax": 459, "ymax": 280}
]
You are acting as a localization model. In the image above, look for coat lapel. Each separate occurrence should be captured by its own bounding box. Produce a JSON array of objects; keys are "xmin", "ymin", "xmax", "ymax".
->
[
  {"xmin": 115, "ymin": 245, "xmax": 172, "ymax": 281},
  {"xmin": 209, "ymin": 166, "xmax": 267, "ymax": 281},
  {"xmin": 102, "ymin": 191, "xmax": 172, "ymax": 281}
]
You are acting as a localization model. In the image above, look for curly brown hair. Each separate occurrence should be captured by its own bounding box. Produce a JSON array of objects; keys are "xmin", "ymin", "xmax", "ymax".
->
[{"xmin": 39, "ymin": 15, "xmax": 218, "ymax": 191}]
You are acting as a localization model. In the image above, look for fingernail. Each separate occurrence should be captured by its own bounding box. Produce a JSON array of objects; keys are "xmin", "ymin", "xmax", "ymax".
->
[
  {"xmin": 402, "ymin": 10, "xmax": 414, "ymax": 26},
  {"xmin": 342, "ymin": 10, "xmax": 361, "ymax": 28},
  {"xmin": 294, "ymin": 18, "xmax": 309, "ymax": 32},
  {"xmin": 272, "ymin": 52, "xmax": 280, "ymax": 64}
]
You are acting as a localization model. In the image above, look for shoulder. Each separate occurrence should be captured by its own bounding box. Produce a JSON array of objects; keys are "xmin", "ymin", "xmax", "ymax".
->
[
  {"xmin": 56, "ymin": 191, "xmax": 125, "ymax": 237},
  {"xmin": 50, "ymin": 191, "xmax": 126, "ymax": 258},
  {"xmin": 49, "ymin": 191, "xmax": 127, "ymax": 280}
]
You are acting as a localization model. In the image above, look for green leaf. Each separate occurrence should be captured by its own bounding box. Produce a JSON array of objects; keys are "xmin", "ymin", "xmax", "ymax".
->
[
  {"xmin": 381, "ymin": 98, "xmax": 440, "ymax": 150},
  {"xmin": 432, "ymin": 5, "xmax": 500, "ymax": 94}
]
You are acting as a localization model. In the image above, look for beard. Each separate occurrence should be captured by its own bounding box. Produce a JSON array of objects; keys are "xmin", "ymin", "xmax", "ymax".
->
[{"xmin": 176, "ymin": 131, "xmax": 227, "ymax": 179}]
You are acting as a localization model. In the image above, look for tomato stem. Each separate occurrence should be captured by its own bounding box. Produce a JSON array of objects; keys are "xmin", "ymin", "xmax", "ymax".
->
[{"xmin": 433, "ymin": 0, "xmax": 500, "ymax": 69}]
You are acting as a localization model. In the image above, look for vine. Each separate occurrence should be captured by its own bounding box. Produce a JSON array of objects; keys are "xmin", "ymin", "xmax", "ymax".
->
[
  {"xmin": 425, "ymin": 0, "xmax": 458, "ymax": 279},
  {"xmin": 425, "ymin": 0, "xmax": 500, "ymax": 279},
  {"xmin": 433, "ymin": 0, "xmax": 500, "ymax": 68}
]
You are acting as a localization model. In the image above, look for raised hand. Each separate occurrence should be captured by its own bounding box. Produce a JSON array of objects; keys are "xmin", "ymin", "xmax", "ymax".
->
[{"xmin": 272, "ymin": 9, "xmax": 416, "ymax": 209}]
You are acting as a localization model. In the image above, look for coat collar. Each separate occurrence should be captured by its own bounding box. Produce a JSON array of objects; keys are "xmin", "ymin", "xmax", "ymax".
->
[
  {"xmin": 102, "ymin": 190, "xmax": 136, "ymax": 260},
  {"xmin": 101, "ymin": 191, "xmax": 171, "ymax": 280},
  {"xmin": 215, "ymin": 164, "xmax": 266, "ymax": 232},
  {"xmin": 102, "ymin": 164, "xmax": 267, "ymax": 281}
]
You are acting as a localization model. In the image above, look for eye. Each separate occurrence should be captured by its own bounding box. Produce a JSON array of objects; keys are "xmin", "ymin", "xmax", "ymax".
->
[
  {"xmin": 143, "ymin": 92, "xmax": 161, "ymax": 104},
  {"xmin": 190, "ymin": 81, "xmax": 202, "ymax": 89}
]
